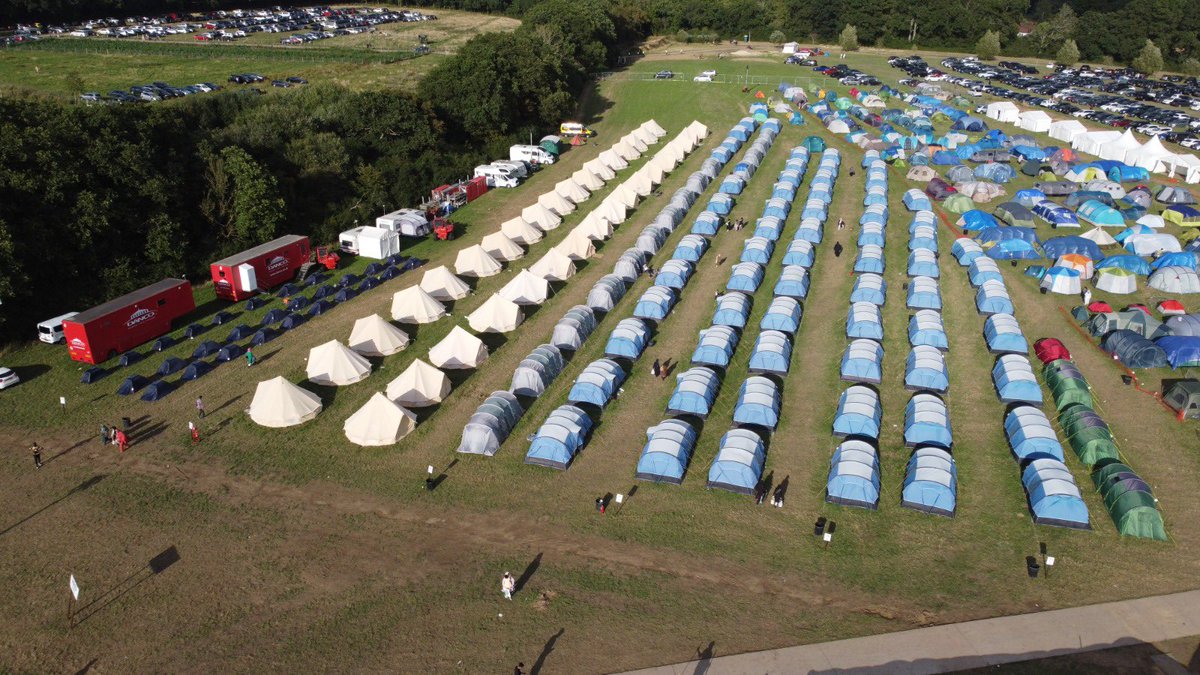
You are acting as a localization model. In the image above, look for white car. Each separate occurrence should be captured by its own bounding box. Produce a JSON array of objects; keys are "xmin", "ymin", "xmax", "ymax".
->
[
  {"xmin": 0, "ymin": 367, "xmax": 19, "ymax": 390},
  {"xmin": 700, "ymin": 70, "xmax": 717, "ymax": 78},
  {"xmin": 694, "ymin": 74, "xmax": 713, "ymax": 82}
]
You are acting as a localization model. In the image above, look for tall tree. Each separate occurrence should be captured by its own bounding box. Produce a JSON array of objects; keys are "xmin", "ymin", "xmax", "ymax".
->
[
  {"xmin": 976, "ymin": 30, "xmax": 1002, "ymax": 59},
  {"xmin": 221, "ymin": 146, "xmax": 285, "ymax": 250},
  {"xmin": 1030, "ymin": 5, "xmax": 1078, "ymax": 54},
  {"xmin": 839, "ymin": 24, "xmax": 859, "ymax": 51},
  {"xmin": 1056, "ymin": 39, "xmax": 1080, "ymax": 65},
  {"xmin": 1132, "ymin": 39, "xmax": 1164, "ymax": 74}
]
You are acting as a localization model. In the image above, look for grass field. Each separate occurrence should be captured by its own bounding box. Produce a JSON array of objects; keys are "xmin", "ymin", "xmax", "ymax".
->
[
  {"xmin": 1, "ymin": 40, "xmax": 1200, "ymax": 673},
  {"xmin": 0, "ymin": 7, "xmax": 518, "ymax": 97}
]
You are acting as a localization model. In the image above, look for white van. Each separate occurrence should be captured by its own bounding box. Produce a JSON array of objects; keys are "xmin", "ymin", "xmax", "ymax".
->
[
  {"xmin": 509, "ymin": 144, "xmax": 555, "ymax": 165},
  {"xmin": 473, "ymin": 165, "xmax": 519, "ymax": 188},
  {"xmin": 37, "ymin": 312, "xmax": 79, "ymax": 344},
  {"xmin": 491, "ymin": 160, "xmax": 529, "ymax": 179}
]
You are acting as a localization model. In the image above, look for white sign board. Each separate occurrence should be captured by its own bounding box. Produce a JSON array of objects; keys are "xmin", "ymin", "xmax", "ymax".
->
[
  {"xmin": 427, "ymin": 465, "xmax": 434, "ymax": 475},
  {"xmin": 69, "ymin": 575, "xmax": 80, "ymax": 601},
  {"xmin": 59, "ymin": 396, "xmax": 66, "ymax": 406},
  {"xmin": 615, "ymin": 494, "xmax": 624, "ymax": 504},
  {"xmin": 1045, "ymin": 556, "xmax": 1056, "ymax": 566},
  {"xmin": 822, "ymin": 533, "xmax": 833, "ymax": 543}
]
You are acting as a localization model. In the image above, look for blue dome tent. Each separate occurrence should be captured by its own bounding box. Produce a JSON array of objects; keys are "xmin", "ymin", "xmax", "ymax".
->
[
  {"xmin": 567, "ymin": 359, "xmax": 626, "ymax": 408},
  {"xmin": 992, "ymin": 355, "xmax": 1044, "ymax": 405},
  {"xmin": 748, "ymin": 331, "xmax": 793, "ymax": 375},
  {"xmin": 760, "ymin": 296, "xmax": 802, "ymax": 334},
  {"xmin": 833, "ymin": 386, "xmax": 882, "ymax": 439},
  {"xmin": 691, "ymin": 325, "xmax": 740, "ymax": 368},
  {"xmin": 907, "ymin": 276, "xmax": 942, "ymax": 310},
  {"xmin": 666, "ymin": 367, "xmax": 722, "ymax": 418},
  {"xmin": 904, "ymin": 393, "xmax": 953, "ymax": 448},
  {"xmin": 841, "ymin": 339, "xmax": 884, "ymax": 384},
  {"xmin": 908, "ymin": 310, "xmax": 948, "ymax": 350},
  {"xmin": 733, "ymin": 376, "xmax": 781, "ymax": 429},
  {"xmin": 826, "ymin": 440, "xmax": 882, "ymax": 509},
  {"xmin": 712, "ymin": 293, "xmax": 753, "ymax": 328},
  {"xmin": 904, "ymin": 346, "xmax": 950, "ymax": 393},
  {"xmin": 633, "ymin": 286, "xmax": 677, "ymax": 322},
  {"xmin": 707, "ymin": 430, "xmax": 767, "ymax": 495},
  {"xmin": 984, "ymin": 313, "xmax": 1029, "ymax": 354},
  {"xmin": 636, "ymin": 419, "xmax": 698, "ymax": 484},
  {"xmin": 1004, "ymin": 406, "xmax": 1064, "ymax": 461},
  {"xmin": 524, "ymin": 405, "xmax": 593, "ymax": 470},
  {"xmin": 901, "ymin": 447, "xmax": 958, "ymax": 516}
]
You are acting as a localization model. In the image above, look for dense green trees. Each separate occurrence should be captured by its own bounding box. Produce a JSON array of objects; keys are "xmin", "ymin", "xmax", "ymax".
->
[{"xmin": 976, "ymin": 30, "xmax": 1002, "ymax": 59}]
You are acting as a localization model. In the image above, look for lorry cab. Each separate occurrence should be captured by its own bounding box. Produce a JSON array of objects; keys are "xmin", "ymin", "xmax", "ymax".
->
[
  {"xmin": 473, "ymin": 165, "xmax": 519, "ymax": 188},
  {"xmin": 37, "ymin": 312, "xmax": 79, "ymax": 344},
  {"xmin": 559, "ymin": 122, "xmax": 595, "ymax": 137}
]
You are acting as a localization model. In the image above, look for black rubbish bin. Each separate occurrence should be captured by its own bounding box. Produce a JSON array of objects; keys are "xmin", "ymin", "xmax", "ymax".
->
[
  {"xmin": 121, "ymin": 416, "xmax": 132, "ymax": 431},
  {"xmin": 813, "ymin": 517, "xmax": 827, "ymax": 536},
  {"xmin": 1121, "ymin": 375, "xmax": 1133, "ymax": 385},
  {"xmin": 1026, "ymin": 556, "xmax": 1040, "ymax": 578}
]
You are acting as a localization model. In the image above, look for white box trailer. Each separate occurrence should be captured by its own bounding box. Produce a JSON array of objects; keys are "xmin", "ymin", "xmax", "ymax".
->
[
  {"xmin": 339, "ymin": 226, "xmax": 401, "ymax": 259},
  {"xmin": 376, "ymin": 208, "xmax": 430, "ymax": 237}
]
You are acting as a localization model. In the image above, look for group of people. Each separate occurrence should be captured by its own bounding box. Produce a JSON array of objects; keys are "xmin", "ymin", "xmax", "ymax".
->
[
  {"xmin": 726, "ymin": 217, "xmax": 747, "ymax": 232},
  {"xmin": 754, "ymin": 481, "xmax": 787, "ymax": 508},
  {"xmin": 99, "ymin": 423, "xmax": 129, "ymax": 452},
  {"xmin": 650, "ymin": 357, "xmax": 672, "ymax": 381}
]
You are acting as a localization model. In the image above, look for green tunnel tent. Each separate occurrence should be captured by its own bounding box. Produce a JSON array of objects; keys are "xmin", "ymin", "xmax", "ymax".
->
[
  {"xmin": 1064, "ymin": 423, "xmax": 1120, "ymax": 467},
  {"xmin": 1102, "ymin": 481, "xmax": 1167, "ymax": 540},
  {"xmin": 1042, "ymin": 360, "xmax": 1093, "ymax": 410},
  {"xmin": 1091, "ymin": 459, "xmax": 1134, "ymax": 489},
  {"xmin": 802, "ymin": 136, "xmax": 826, "ymax": 153}
]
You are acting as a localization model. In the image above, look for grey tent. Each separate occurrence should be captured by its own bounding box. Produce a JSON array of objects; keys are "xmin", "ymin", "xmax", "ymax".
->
[
  {"xmin": 614, "ymin": 249, "xmax": 645, "ymax": 282},
  {"xmin": 1035, "ymin": 181, "xmax": 1079, "ymax": 196},
  {"xmin": 1156, "ymin": 186, "xmax": 1196, "ymax": 204},
  {"xmin": 1163, "ymin": 380, "xmax": 1200, "ymax": 419},
  {"xmin": 586, "ymin": 275, "xmax": 628, "ymax": 313},
  {"xmin": 551, "ymin": 305, "xmax": 597, "ymax": 351},
  {"xmin": 1163, "ymin": 314, "xmax": 1200, "ymax": 337},
  {"xmin": 510, "ymin": 344, "xmax": 565, "ymax": 398},
  {"xmin": 457, "ymin": 391, "xmax": 524, "ymax": 456},
  {"xmin": 946, "ymin": 165, "xmax": 975, "ymax": 183},
  {"xmin": 1088, "ymin": 311, "xmax": 1164, "ymax": 339}
]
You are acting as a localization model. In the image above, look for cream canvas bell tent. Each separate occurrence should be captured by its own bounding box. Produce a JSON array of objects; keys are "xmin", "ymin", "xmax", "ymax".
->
[
  {"xmin": 429, "ymin": 325, "xmax": 489, "ymax": 369},
  {"xmin": 598, "ymin": 149, "xmax": 629, "ymax": 171},
  {"xmin": 454, "ymin": 245, "xmax": 503, "ymax": 278},
  {"xmin": 249, "ymin": 376, "xmax": 322, "ymax": 428},
  {"xmin": 572, "ymin": 168, "xmax": 605, "ymax": 190},
  {"xmin": 583, "ymin": 158, "xmax": 616, "ymax": 180},
  {"xmin": 480, "ymin": 231, "xmax": 526, "ymax": 262},
  {"xmin": 391, "ymin": 286, "xmax": 446, "ymax": 324},
  {"xmin": 609, "ymin": 183, "xmax": 640, "ymax": 209},
  {"xmin": 521, "ymin": 203, "xmax": 562, "ymax": 231},
  {"xmin": 557, "ymin": 228, "xmax": 597, "ymax": 261},
  {"xmin": 624, "ymin": 170, "xmax": 654, "ymax": 197},
  {"xmin": 499, "ymin": 269, "xmax": 551, "ymax": 305},
  {"xmin": 577, "ymin": 212, "xmax": 614, "ymax": 241},
  {"xmin": 500, "ymin": 217, "xmax": 544, "ymax": 245},
  {"xmin": 467, "ymin": 294, "xmax": 524, "ymax": 333},
  {"xmin": 530, "ymin": 248, "xmax": 577, "ymax": 282},
  {"xmin": 420, "ymin": 265, "xmax": 471, "ymax": 301},
  {"xmin": 348, "ymin": 313, "xmax": 410, "ymax": 357},
  {"xmin": 386, "ymin": 358, "xmax": 450, "ymax": 407},
  {"xmin": 307, "ymin": 340, "xmax": 372, "ymax": 386},
  {"xmin": 555, "ymin": 179, "xmax": 591, "ymax": 203},
  {"xmin": 538, "ymin": 190, "xmax": 576, "ymax": 216},
  {"xmin": 343, "ymin": 392, "xmax": 417, "ymax": 446}
]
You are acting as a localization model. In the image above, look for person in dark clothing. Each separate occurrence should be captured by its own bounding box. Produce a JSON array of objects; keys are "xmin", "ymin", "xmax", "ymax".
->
[
  {"xmin": 651, "ymin": 358, "xmax": 661, "ymax": 378},
  {"xmin": 31, "ymin": 442, "xmax": 43, "ymax": 469},
  {"xmin": 100, "ymin": 424, "xmax": 110, "ymax": 445},
  {"xmin": 514, "ymin": 664, "xmax": 526, "ymax": 675},
  {"xmin": 833, "ymin": 241, "xmax": 844, "ymax": 257}
]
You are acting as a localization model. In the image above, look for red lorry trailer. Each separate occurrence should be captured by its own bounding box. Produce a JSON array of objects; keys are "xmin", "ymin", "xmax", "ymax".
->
[
  {"xmin": 63, "ymin": 278, "xmax": 195, "ymax": 364},
  {"xmin": 210, "ymin": 235, "xmax": 310, "ymax": 301}
]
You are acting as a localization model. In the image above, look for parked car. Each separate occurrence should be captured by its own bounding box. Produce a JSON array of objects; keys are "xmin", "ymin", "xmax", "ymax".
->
[
  {"xmin": 0, "ymin": 367, "xmax": 20, "ymax": 390},
  {"xmin": 694, "ymin": 74, "xmax": 713, "ymax": 82},
  {"xmin": 654, "ymin": 70, "xmax": 674, "ymax": 79},
  {"xmin": 271, "ymin": 80, "xmax": 290, "ymax": 88},
  {"xmin": 286, "ymin": 76, "xmax": 307, "ymax": 84}
]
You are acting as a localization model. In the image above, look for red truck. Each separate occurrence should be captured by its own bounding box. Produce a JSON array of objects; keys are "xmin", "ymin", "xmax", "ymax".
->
[
  {"xmin": 210, "ymin": 235, "xmax": 311, "ymax": 301},
  {"xmin": 63, "ymin": 278, "xmax": 196, "ymax": 364}
]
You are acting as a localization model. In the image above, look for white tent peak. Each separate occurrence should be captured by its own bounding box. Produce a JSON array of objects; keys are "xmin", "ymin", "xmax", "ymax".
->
[
  {"xmin": 307, "ymin": 340, "xmax": 372, "ymax": 386},
  {"xmin": 349, "ymin": 314, "xmax": 410, "ymax": 357},
  {"xmin": 343, "ymin": 392, "xmax": 417, "ymax": 446},
  {"xmin": 391, "ymin": 285, "xmax": 446, "ymax": 324},
  {"xmin": 248, "ymin": 376, "xmax": 322, "ymax": 428},
  {"xmin": 386, "ymin": 358, "xmax": 450, "ymax": 407}
]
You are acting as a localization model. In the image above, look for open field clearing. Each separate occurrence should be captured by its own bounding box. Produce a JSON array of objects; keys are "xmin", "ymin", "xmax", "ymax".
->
[{"xmin": 1, "ymin": 45, "xmax": 1199, "ymax": 673}]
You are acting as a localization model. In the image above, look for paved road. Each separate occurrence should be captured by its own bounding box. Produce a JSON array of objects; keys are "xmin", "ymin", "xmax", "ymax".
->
[{"xmin": 620, "ymin": 589, "xmax": 1200, "ymax": 674}]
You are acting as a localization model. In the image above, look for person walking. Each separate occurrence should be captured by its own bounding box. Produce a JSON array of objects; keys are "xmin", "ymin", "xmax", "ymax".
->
[
  {"xmin": 195, "ymin": 396, "xmax": 206, "ymax": 419},
  {"xmin": 31, "ymin": 442, "xmax": 43, "ymax": 470},
  {"xmin": 191, "ymin": 423, "xmax": 201, "ymax": 444},
  {"xmin": 660, "ymin": 359, "xmax": 671, "ymax": 381},
  {"xmin": 100, "ymin": 423, "xmax": 110, "ymax": 446},
  {"xmin": 115, "ymin": 429, "xmax": 128, "ymax": 453},
  {"xmin": 245, "ymin": 347, "xmax": 256, "ymax": 367},
  {"xmin": 838, "ymin": 217, "xmax": 846, "ymax": 230},
  {"xmin": 651, "ymin": 358, "xmax": 661, "ymax": 379},
  {"xmin": 1081, "ymin": 288, "xmax": 1092, "ymax": 307},
  {"xmin": 833, "ymin": 241, "xmax": 844, "ymax": 258},
  {"xmin": 110, "ymin": 426, "xmax": 118, "ymax": 445},
  {"xmin": 514, "ymin": 663, "xmax": 526, "ymax": 675},
  {"xmin": 501, "ymin": 572, "xmax": 515, "ymax": 600}
]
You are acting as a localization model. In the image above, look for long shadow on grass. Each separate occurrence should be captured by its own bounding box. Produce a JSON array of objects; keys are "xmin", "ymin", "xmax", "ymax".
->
[
  {"xmin": 0, "ymin": 474, "xmax": 105, "ymax": 537},
  {"xmin": 515, "ymin": 551, "xmax": 542, "ymax": 594},
  {"xmin": 529, "ymin": 627, "xmax": 565, "ymax": 675},
  {"xmin": 72, "ymin": 544, "xmax": 180, "ymax": 627}
]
